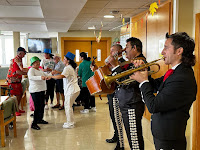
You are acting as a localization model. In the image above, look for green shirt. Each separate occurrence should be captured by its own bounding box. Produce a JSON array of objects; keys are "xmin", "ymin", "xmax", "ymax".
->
[{"xmin": 78, "ymin": 60, "xmax": 94, "ymax": 87}]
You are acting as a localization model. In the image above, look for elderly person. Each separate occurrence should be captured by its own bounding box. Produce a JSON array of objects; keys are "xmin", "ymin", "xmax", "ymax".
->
[
  {"xmin": 28, "ymin": 56, "xmax": 51, "ymax": 130},
  {"xmin": 51, "ymin": 54, "xmax": 65, "ymax": 110},
  {"xmin": 6, "ymin": 47, "xmax": 28, "ymax": 116},
  {"xmin": 40, "ymin": 49, "xmax": 55, "ymax": 109}
]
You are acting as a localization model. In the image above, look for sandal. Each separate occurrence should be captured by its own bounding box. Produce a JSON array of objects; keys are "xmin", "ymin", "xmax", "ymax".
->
[
  {"xmin": 52, "ymin": 104, "xmax": 60, "ymax": 108},
  {"xmin": 59, "ymin": 106, "xmax": 64, "ymax": 110}
]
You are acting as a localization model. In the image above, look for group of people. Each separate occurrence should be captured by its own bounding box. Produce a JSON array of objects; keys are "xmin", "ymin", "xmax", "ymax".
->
[
  {"xmin": 6, "ymin": 31, "xmax": 197, "ymax": 150},
  {"xmin": 103, "ymin": 32, "xmax": 197, "ymax": 150},
  {"xmin": 7, "ymin": 47, "xmax": 96, "ymax": 130}
]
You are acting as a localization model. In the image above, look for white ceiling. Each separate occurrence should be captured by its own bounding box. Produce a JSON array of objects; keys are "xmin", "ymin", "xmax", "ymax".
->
[{"xmin": 0, "ymin": 0, "xmax": 168, "ymax": 33}]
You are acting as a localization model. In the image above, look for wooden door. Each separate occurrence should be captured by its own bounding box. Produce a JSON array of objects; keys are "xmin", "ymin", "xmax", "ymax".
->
[
  {"xmin": 62, "ymin": 37, "xmax": 111, "ymax": 67},
  {"xmin": 64, "ymin": 41, "xmax": 91, "ymax": 66},
  {"xmin": 192, "ymin": 13, "xmax": 200, "ymax": 150},
  {"xmin": 91, "ymin": 40, "xmax": 107, "ymax": 67}
]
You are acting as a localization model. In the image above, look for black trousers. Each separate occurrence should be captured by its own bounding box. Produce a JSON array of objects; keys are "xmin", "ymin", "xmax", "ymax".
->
[
  {"xmin": 82, "ymin": 87, "xmax": 95, "ymax": 109},
  {"xmin": 107, "ymin": 93, "xmax": 118, "ymax": 140},
  {"xmin": 153, "ymin": 137, "xmax": 186, "ymax": 150},
  {"xmin": 31, "ymin": 91, "xmax": 45, "ymax": 124},
  {"xmin": 116, "ymin": 99, "xmax": 145, "ymax": 150},
  {"xmin": 45, "ymin": 79, "xmax": 55, "ymax": 103}
]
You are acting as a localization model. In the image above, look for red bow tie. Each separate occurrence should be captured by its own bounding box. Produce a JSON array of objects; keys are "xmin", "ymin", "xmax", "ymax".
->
[{"xmin": 163, "ymin": 69, "xmax": 174, "ymax": 82}]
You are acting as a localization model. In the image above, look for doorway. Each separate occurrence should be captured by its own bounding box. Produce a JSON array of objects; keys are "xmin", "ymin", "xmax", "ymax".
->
[{"xmin": 61, "ymin": 37, "xmax": 111, "ymax": 66}]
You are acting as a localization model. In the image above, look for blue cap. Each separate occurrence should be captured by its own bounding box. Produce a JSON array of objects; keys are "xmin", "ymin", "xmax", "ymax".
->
[
  {"xmin": 44, "ymin": 49, "xmax": 52, "ymax": 54},
  {"xmin": 65, "ymin": 52, "xmax": 75, "ymax": 61}
]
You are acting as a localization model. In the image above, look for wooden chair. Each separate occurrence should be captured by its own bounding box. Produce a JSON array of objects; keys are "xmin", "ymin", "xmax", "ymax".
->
[{"xmin": 0, "ymin": 97, "xmax": 17, "ymax": 147}]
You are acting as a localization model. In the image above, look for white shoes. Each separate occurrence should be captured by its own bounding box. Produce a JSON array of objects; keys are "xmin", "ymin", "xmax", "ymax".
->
[
  {"xmin": 90, "ymin": 107, "xmax": 97, "ymax": 112},
  {"xmin": 63, "ymin": 123, "xmax": 74, "ymax": 129},
  {"xmin": 45, "ymin": 104, "xmax": 49, "ymax": 110},
  {"xmin": 50, "ymin": 103, "xmax": 54, "ymax": 108},
  {"xmin": 80, "ymin": 109, "xmax": 89, "ymax": 114}
]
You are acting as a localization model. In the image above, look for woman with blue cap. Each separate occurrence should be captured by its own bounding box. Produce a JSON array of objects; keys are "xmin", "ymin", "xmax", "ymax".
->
[
  {"xmin": 47, "ymin": 52, "xmax": 80, "ymax": 129},
  {"xmin": 28, "ymin": 56, "xmax": 51, "ymax": 130},
  {"xmin": 40, "ymin": 49, "xmax": 55, "ymax": 109}
]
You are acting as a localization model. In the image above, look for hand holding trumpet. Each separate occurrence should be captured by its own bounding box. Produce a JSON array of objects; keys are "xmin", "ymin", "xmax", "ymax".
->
[{"xmin": 129, "ymin": 59, "xmax": 148, "ymax": 83}]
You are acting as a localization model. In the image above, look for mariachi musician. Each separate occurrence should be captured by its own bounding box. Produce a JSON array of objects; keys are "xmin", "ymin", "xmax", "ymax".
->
[
  {"xmin": 107, "ymin": 37, "xmax": 146, "ymax": 150},
  {"xmin": 90, "ymin": 44, "xmax": 126, "ymax": 150},
  {"xmin": 104, "ymin": 44, "xmax": 126, "ymax": 150}
]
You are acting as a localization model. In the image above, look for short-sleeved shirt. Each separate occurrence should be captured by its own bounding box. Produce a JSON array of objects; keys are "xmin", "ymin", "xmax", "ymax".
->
[
  {"xmin": 54, "ymin": 60, "xmax": 65, "ymax": 76},
  {"xmin": 40, "ymin": 58, "xmax": 55, "ymax": 73},
  {"xmin": 61, "ymin": 65, "xmax": 80, "ymax": 96},
  {"xmin": 7, "ymin": 55, "xmax": 23, "ymax": 83},
  {"xmin": 78, "ymin": 60, "xmax": 94, "ymax": 87}
]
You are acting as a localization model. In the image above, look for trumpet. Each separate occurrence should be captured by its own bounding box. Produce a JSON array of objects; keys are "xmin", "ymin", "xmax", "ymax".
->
[{"xmin": 104, "ymin": 57, "xmax": 164, "ymax": 88}]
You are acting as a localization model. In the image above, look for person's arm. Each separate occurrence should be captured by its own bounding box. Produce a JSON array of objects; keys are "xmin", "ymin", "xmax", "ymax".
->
[
  {"xmin": 51, "ymin": 75, "xmax": 65, "ymax": 79},
  {"xmin": 28, "ymin": 68, "xmax": 46, "ymax": 80},
  {"xmin": 140, "ymin": 70, "xmax": 196, "ymax": 113},
  {"xmin": 78, "ymin": 64, "xmax": 82, "ymax": 77},
  {"xmin": 13, "ymin": 61, "xmax": 27, "ymax": 75}
]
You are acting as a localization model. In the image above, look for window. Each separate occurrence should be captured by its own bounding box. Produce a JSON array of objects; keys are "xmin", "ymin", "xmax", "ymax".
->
[
  {"xmin": 0, "ymin": 35, "xmax": 14, "ymax": 66},
  {"xmin": 76, "ymin": 49, "xmax": 79, "ymax": 62},
  {"xmin": 97, "ymin": 49, "xmax": 101, "ymax": 61}
]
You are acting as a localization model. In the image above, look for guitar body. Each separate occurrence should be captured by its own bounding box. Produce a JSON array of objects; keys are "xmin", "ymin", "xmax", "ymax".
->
[{"xmin": 86, "ymin": 66, "xmax": 115, "ymax": 95}]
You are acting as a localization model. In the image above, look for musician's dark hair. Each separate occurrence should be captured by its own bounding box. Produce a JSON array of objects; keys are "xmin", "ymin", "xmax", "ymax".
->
[
  {"xmin": 166, "ymin": 32, "xmax": 195, "ymax": 66},
  {"xmin": 65, "ymin": 56, "xmax": 77, "ymax": 69},
  {"xmin": 80, "ymin": 52, "xmax": 91, "ymax": 61},
  {"xmin": 112, "ymin": 44, "xmax": 123, "ymax": 51},
  {"xmin": 126, "ymin": 37, "xmax": 142, "ymax": 53}
]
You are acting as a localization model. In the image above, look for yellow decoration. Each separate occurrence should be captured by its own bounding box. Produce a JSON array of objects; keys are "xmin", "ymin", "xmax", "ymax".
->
[
  {"xmin": 149, "ymin": 2, "xmax": 158, "ymax": 16},
  {"xmin": 135, "ymin": 22, "xmax": 137, "ymax": 31},
  {"xmin": 122, "ymin": 18, "xmax": 125, "ymax": 25}
]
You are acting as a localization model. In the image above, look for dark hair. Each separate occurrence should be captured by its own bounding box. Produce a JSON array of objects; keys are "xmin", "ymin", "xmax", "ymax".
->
[
  {"xmin": 65, "ymin": 57, "xmax": 77, "ymax": 69},
  {"xmin": 80, "ymin": 52, "xmax": 91, "ymax": 61},
  {"xmin": 166, "ymin": 32, "xmax": 195, "ymax": 66},
  {"xmin": 45, "ymin": 53, "xmax": 54, "ymax": 59},
  {"xmin": 112, "ymin": 44, "xmax": 123, "ymax": 51},
  {"xmin": 126, "ymin": 37, "xmax": 142, "ymax": 53}
]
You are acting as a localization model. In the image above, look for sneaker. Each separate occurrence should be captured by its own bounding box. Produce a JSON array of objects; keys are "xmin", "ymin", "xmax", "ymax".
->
[
  {"xmin": 90, "ymin": 107, "xmax": 97, "ymax": 112},
  {"xmin": 64, "ymin": 122, "xmax": 75, "ymax": 125},
  {"xmin": 50, "ymin": 103, "xmax": 54, "ymax": 108},
  {"xmin": 45, "ymin": 104, "xmax": 49, "ymax": 110},
  {"xmin": 63, "ymin": 123, "xmax": 74, "ymax": 129},
  {"xmin": 15, "ymin": 112, "xmax": 21, "ymax": 116},
  {"xmin": 19, "ymin": 109, "xmax": 25, "ymax": 113},
  {"xmin": 80, "ymin": 109, "xmax": 89, "ymax": 114}
]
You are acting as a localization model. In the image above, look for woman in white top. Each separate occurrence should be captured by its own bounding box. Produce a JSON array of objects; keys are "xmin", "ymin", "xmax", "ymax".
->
[
  {"xmin": 28, "ymin": 56, "xmax": 50, "ymax": 130},
  {"xmin": 48, "ymin": 52, "xmax": 80, "ymax": 129}
]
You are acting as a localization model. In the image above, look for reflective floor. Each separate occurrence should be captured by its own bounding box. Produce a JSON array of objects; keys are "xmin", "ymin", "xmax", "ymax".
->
[{"xmin": 1, "ymin": 94, "xmax": 155, "ymax": 150}]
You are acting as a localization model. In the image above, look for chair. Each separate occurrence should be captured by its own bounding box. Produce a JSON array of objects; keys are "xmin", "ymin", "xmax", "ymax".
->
[
  {"xmin": 0, "ymin": 96, "xmax": 17, "ymax": 147},
  {"xmin": 20, "ymin": 78, "xmax": 28, "ymax": 110}
]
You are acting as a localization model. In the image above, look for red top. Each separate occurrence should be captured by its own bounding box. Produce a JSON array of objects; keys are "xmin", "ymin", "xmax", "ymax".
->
[{"xmin": 6, "ymin": 55, "xmax": 23, "ymax": 83}]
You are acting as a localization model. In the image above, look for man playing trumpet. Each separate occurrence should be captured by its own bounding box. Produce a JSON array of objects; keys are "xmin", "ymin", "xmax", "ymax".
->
[
  {"xmin": 130, "ymin": 32, "xmax": 197, "ymax": 150},
  {"xmin": 108, "ymin": 37, "xmax": 146, "ymax": 150}
]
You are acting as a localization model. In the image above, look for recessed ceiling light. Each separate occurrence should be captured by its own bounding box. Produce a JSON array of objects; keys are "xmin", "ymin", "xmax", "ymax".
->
[
  {"xmin": 88, "ymin": 26, "xmax": 96, "ymax": 30},
  {"xmin": 104, "ymin": 15, "xmax": 115, "ymax": 18}
]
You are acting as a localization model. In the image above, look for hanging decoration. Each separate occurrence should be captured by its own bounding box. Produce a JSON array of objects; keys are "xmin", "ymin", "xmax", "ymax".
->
[
  {"xmin": 135, "ymin": 22, "xmax": 137, "ymax": 32},
  {"xmin": 94, "ymin": 21, "xmax": 104, "ymax": 43},
  {"xmin": 141, "ymin": 18, "xmax": 143, "ymax": 28},
  {"xmin": 126, "ymin": 22, "xmax": 129, "ymax": 32},
  {"xmin": 122, "ymin": 18, "xmax": 125, "ymax": 25},
  {"xmin": 158, "ymin": 0, "xmax": 160, "ymax": 5},
  {"xmin": 149, "ymin": 2, "xmax": 158, "ymax": 16}
]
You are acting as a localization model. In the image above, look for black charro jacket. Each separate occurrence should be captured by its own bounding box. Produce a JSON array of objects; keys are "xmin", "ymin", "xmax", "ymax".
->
[{"xmin": 140, "ymin": 63, "xmax": 197, "ymax": 140}]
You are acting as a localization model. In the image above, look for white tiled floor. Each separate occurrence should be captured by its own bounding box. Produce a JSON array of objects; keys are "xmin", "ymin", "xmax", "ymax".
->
[{"xmin": 1, "ymin": 93, "xmax": 155, "ymax": 150}]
